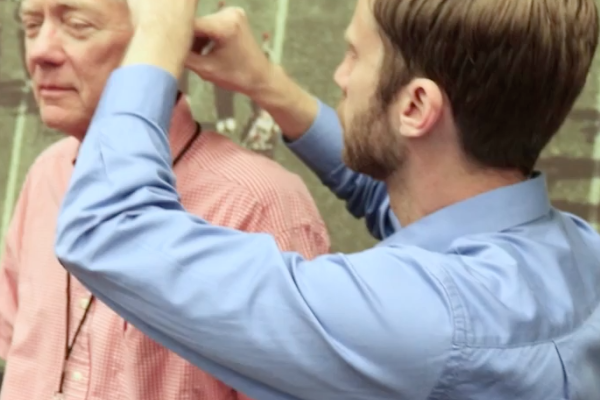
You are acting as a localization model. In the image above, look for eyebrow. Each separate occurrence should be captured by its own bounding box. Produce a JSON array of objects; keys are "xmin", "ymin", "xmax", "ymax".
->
[{"xmin": 18, "ymin": 3, "xmax": 39, "ymax": 18}]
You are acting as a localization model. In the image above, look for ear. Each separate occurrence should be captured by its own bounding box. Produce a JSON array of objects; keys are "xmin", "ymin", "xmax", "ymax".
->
[{"xmin": 395, "ymin": 78, "xmax": 443, "ymax": 138}]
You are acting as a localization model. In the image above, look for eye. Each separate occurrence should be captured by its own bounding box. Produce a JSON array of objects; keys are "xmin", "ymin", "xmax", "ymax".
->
[
  {"xmin": 64, "ymin": 17, "xmax": 91, "ymax": 31},
  {"xmin": 21, "ymin": 19, "xmax": 43, "ymax": 37},
  {"xmin": 24, "ymin": 21, "xmax": 42, "ymax": 29}
]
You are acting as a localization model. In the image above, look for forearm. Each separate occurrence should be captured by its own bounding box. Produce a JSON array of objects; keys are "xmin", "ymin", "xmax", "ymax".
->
[{"xmin": 251, "ymin": 64, "xmax": 319, "ymax": 141}]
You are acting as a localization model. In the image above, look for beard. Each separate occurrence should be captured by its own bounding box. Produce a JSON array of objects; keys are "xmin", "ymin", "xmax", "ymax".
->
[{"xmin": 341, "ymin": 100, "xmax": 405, "ymax": 181}]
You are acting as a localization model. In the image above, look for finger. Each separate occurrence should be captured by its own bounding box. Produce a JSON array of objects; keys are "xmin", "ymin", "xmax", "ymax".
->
[{"xmin": 192, "ymin": 7, "xmax": 246, "ymax": 40}]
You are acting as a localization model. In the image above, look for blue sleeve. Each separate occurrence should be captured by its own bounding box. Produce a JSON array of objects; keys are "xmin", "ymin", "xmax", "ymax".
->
[
  {"xmin": 55, "ymin": 65, "xmax": 453, "ymax": 400},
  {"xmin": 285, "ymin": 101, "xmax": 400, "ymax": 240}
]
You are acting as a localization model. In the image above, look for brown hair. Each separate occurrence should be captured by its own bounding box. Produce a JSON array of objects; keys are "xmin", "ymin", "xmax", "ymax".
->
[{"xmin": 373, "ymin": 0, "xmax": 599, "ymax": 175}]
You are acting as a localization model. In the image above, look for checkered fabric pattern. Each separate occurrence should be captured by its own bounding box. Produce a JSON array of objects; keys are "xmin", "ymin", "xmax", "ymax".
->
[{"xmin": 0, "ymin": 98, "xmax": 330, "ymax": 400}]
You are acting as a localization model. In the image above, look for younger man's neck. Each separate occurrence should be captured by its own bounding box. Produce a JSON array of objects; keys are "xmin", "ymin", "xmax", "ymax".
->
[{"xmin": 386, "ymin": 164, "xmax": 525, "ymax": 227}]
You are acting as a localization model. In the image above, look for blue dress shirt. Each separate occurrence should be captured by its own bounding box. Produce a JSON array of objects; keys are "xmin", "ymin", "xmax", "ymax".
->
[{"xmin": 55, "ymin": 65, "xmax": 600, "ymax": 400}]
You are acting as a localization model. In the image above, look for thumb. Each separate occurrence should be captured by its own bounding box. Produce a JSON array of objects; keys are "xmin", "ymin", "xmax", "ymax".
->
[
  {"xmin": 186, "ymin": 27, "xmax": 220, "ymax": 76},
  {"xmin": 186, "ymin": 23, "xmax": 222, "ymax": 78}
]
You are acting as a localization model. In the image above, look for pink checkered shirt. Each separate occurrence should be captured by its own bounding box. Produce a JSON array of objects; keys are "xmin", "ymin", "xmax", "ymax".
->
[{"xmin": 0, "ymin": 97, "xmax": 330, "ymax": 400}]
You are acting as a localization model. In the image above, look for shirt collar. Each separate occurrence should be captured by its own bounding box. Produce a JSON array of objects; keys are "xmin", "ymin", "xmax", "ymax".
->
[{"xmin": 379, "ymin": 172, "xmax": 552, "ymax": 252}]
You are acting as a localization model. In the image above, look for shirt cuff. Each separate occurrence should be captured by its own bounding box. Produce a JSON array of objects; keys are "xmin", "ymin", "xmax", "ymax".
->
[
  {"xmin": 285, "ymin": 99, "xmax": 345, "ymax": 180},
  {"xmin": 93, "ymin": 65, "xmax": 179, "ymax": 133}
]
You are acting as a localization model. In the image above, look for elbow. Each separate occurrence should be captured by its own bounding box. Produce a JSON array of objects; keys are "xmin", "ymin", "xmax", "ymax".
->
[
  {"xmin": 54, "ymin": 220, "xmax": 82, "ymax": 272},
  {"xmin": 54, "ymin": 234, "xmax": 80, "ymax": 273},
  {"xmin": 54, "ymin": 209, "xmax": 96, "ymax": 274}
]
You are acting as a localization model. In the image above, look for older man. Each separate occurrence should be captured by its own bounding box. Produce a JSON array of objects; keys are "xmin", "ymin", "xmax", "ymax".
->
[{"xmin": 0, "ymin": 0, "xmax": 330, "ymax": 399}]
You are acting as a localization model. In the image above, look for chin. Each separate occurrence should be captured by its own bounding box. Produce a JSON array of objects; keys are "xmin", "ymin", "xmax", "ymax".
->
[{"xmin": 40, "ymin": 107, "xmax": 89, "ymax": 138}]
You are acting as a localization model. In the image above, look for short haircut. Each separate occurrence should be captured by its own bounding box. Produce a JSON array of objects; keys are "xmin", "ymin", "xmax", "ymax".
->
[{"xmin": 374, "ymin": 0, "xmax": 599, "ymax": 174}]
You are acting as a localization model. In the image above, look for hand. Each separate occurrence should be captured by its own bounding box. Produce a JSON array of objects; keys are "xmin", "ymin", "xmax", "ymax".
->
[
  {"xmin": 185, "ymin": 7, "xmax": 274, "ymax": 97},
  {"xmin": 127, "ymin": 0, "xmax": 198, "ymax": 32},
  {"xmin": 122, "ymin": 0, "xmax": 199, "ymax": 79},
  {"xmin": 187, "ymin": 6, "xmax": 318, "ymax": 140}
]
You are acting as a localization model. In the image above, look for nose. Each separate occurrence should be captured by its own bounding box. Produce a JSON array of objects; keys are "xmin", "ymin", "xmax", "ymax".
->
[{"xmin": 26, "ymin": 22, "xmax": 67, "ymax": 68}]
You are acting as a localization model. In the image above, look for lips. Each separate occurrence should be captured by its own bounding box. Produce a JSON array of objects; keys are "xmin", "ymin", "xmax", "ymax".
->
[
  {"xmin": 38, "ymin": 85, "xmax": 74, "ymax": 98},
  {"xmin": 39, "ymin": 85, "xmax": 71, "ymax": 91}
]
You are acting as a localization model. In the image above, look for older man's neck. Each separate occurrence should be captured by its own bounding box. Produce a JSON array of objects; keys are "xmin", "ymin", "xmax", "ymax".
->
[
  {"xmin": 386, "ymin": 160, "xmax": 526, "ymax": 227},
  {"xmin": 168, "ymin": 92, "xmax": 198, "ymax": 155}
]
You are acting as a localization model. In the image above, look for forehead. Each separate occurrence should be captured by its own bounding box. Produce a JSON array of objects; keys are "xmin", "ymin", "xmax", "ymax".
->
[
  {"xmin": 346, "ymin": 0, "xmax": 378, "ymax": 43},
  {"xmin": 20, "ymin": 0, "xmax": 119, "ymax": 14}
]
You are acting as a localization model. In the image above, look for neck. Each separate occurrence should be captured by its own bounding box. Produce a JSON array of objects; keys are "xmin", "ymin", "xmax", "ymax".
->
[
  {"xmin": 168, "ymin": 93, "xmax": 198, "ymax": 159},
  {"xmin": 386, "ymin": 160, "xmax": 525, "ymax": 227}
]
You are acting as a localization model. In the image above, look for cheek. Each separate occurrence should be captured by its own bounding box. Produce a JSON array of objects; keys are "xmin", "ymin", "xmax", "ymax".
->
[
  {"xmin": 348, "ymin": 70, "xmax": 378, "ymax": 111},
  {"xmin": 70, "ymin": 39, "xmax": 131, "ymax": 101},
  {"xmin": 349, "ymin": 63, "xmax": 376, "ymax": 92},
  {"xmin": 345, "ymin": 82, "xmax": 366, "ymax": 113}
]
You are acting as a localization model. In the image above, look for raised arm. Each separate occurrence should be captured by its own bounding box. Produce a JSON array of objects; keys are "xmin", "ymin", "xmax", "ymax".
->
[
  {"xmin": 55, "ymin": 65, "xmax": 452, "ymax": 400},
  {"xmin": 186, "ymin": 12, "xmax": 400, "ymax": 240}
]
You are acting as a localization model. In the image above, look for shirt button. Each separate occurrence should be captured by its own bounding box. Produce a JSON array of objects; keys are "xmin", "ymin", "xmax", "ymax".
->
[
  {"xmin": 79, "ymin": 298, "xmax": 90, "ymax": 309},
  {"xmin": 72, "ymin": 371, "xmax": 83, "ymax": 382}
]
